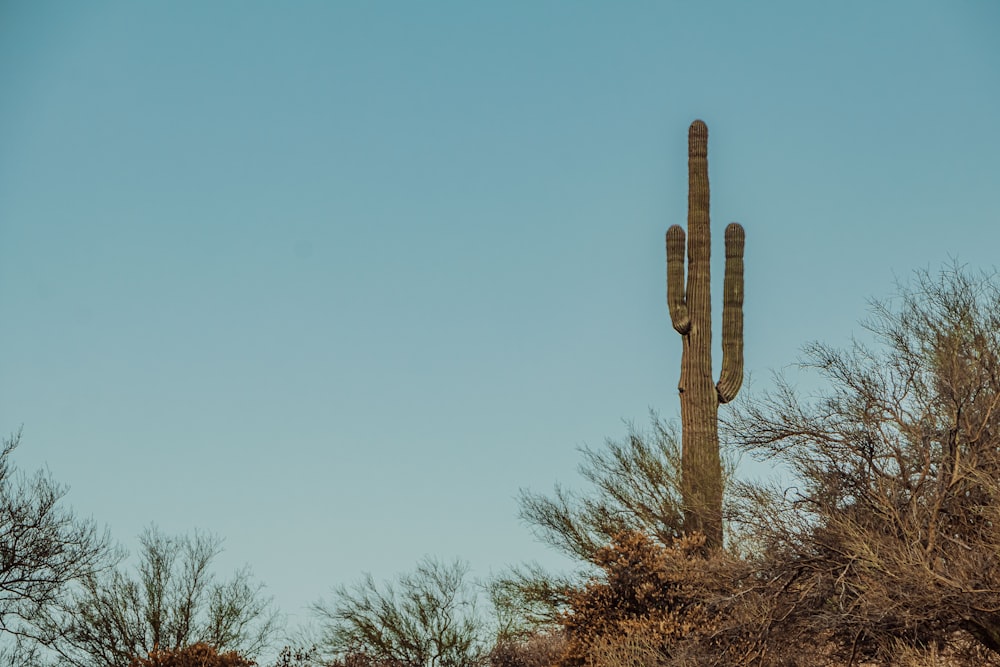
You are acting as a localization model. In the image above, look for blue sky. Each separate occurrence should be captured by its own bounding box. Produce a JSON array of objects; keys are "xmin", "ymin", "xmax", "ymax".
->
[{"xmin": 1, "ymin": 1, "xmax": 999, "ymax": 628}]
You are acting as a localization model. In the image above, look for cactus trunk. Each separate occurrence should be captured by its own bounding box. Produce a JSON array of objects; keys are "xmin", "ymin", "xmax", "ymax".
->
[{"xmin": 665, "ymin": 120, "xmax": 745, "ymax": 551}]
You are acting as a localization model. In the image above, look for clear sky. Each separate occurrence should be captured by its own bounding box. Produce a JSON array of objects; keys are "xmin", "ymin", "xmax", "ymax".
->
[{"xmin": 1, "ymin": 1, "xmax": 999, "ymax": 631}]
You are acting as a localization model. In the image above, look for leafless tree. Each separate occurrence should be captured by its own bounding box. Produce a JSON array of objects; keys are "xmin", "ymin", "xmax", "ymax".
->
[
  {"xmin": 311, "ymin": 558, "xmax": 488, "ymax": 667},
  {"xmin": 507, "ymin": 415, "xmax": 740, "ymax": 638},
  {"xmin": 0, "ymin": 431, "xmax": 111, "ymax": 656},
  {"xmin": 724, "ymin": 265, "xmax": 1000, "ymax": 663},
  {"xmin": 56, "ymin": 527, "xmax": 279, "ymax": 667},
  {"xmin": 518, "ymin": 416, "xmax": 688, "ymax": 563}
]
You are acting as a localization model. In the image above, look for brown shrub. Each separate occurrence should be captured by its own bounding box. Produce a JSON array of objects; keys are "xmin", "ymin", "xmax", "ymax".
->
[
  {"xmin": 490, "ymin": 632, "xmax": 568, "ymax": 667},
  {"xmin": 726, "ymin": 267, "xmax": 1000, "ymax": 662},
  {"xmin": 555, "ymin": 531, "xmax": 768, "ymax": 667},
  {"xmin": 129, "ymin": 643, "xmax": 255, "ymax": 667}
]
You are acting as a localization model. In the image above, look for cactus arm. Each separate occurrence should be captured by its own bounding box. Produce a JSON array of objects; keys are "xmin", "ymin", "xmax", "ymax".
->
[
  {"xmin": 666, "ymin": 226, "xmax": 690, "ymax": 334},
  {"xmin": 716, "ymin": 222, "xmax": 745, "ymax": 404}
]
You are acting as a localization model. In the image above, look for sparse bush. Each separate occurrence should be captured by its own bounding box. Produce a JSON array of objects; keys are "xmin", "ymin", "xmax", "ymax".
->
[
  {"xmin": 0, "ymin": 431, "xmax": 112, "ymax": 660},
  {"xmin": 128, "ymin": 643, "xmax": 254, "ymax": 667},
  {"xmin": 555, "ymin": 531, "xmax": 757, "ymax": 667},
  {"xmin": 311, "ymin": 558, "xmax": 488, "ymax": 667},
  {"xmin": 268, "ymin": 645, "xmax": 407, "ymax": 667},
  {"xmin": 518, "ymin": 417, "xmax": 693, "ymax": 562},
  {"xmin": 268, "ymin": 646, "xmax": 320, "ymax": 667},
  {"xmin": 62, "ymin": 527, "xmax": 279, "ymax": 667},
  {"xmin": 509, "ymin": 265, "xmax": 1000, "ymax": 665},
  {"xmin": 505, "ymin": 417, "xmax": 739, "ymax": 639},
  {"xmin": 489, "ymin": 631, "xmax": 567, "ymax": 667},
  {"xmin": 725, "ymin": 266, "xmax": 1000, "ymax": 662}
]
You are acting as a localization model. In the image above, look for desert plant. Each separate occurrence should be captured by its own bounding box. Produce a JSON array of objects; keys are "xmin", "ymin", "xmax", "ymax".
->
[
  {"xmin": 665, "ymin": 119, "xmax": 746, "ymax": 551},
  {"xmin": 725, "ymin": 266, "xmax": 1000, "ymax": 661},
  {"xmin": 60, "ymin": 527, "xmax": 279, "ymax": 667},
  {"xmin": 510, "ymin": 416, "xmax": 740, "ymax": 647},
  {"xmin": 489, "ymin": 632, "xmax": 567, "ymax": 667},
  {"xmin": 509, "ymin": 417, "xmax": 698, "ymax": 637},
  {"xmin": 554, "ymin": 531, "xmax": 760, "ymax": 667},
  {"xmin": 311, "ymin": 558, "xmax": 488, "ymax": 667},
  {"xmin": 518, "ymin": 416, "xmax": 687, "ymax": 562},
  {"xmin": 129, "ymin": 643, "xmax": 253, "ymax": 667},
  {"xmin": 0, "ymin": 431, "xmax": 112, "ymax": 652}
]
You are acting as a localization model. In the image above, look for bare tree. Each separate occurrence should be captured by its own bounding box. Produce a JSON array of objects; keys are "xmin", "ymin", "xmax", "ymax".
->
[
  {"xmin": 57, "ymin": 527, "xmax": 279, "ymax": 667},
  {"xmin": 724, "ymin": 266, "xmax": 1000, "ymax": 662},
  {"xmin": 498, "ymin": 417, "xmax": 689, "ymax": 642},
  {"xmin": 0, "ymin": 431, "xmax": 111, "ymax": 650},
  {"xmin": 502, "ymin": 415, "xmax": 742, "ymax": 649},
  {"xmin": 311, "ymin": 558, "xmax": 488, "ymax": 667},
  {"xmin": 518, "ymin": 415, "xmax": 690, "ymax": 563}
]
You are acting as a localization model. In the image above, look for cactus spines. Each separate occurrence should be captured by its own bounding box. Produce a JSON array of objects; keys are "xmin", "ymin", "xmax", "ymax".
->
[{"xmin": 665, "ymin": 120, "xmax": 745, "ymax": 551}]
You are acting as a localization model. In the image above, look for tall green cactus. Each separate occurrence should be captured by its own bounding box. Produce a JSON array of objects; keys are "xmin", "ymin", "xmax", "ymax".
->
[{"xmin": 665, "ymin": 120, "xmax": 745, "ymax": 551}]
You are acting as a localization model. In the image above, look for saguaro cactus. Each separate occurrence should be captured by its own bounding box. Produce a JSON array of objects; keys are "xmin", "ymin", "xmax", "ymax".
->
[{"xmin": 665, "ymin": 120, "xmax": 745, "ymax": 551}]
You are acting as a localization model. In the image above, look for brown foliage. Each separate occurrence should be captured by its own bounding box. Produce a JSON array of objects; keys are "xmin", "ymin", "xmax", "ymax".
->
[
  {"xmin": 489, "ymin": 632, "xmax": 568, "ymax": 667},
  {"xmin": 556, "ymin": 531, "xmax": 758, "ymax": 667},
  {"xmin": 508, "ymin": 266, "xmax": 1000, "ymax": 665},
  {"xmin": 129, "ymin": 643, "xmax": 254, "ymax": 667},
  {"xmin": 269, "ymin": 645, "xmax": 410, "ymax": 667},
  {"xmin": 518, "ymin": 417, "xmax": 688, "ymax": 563},
  {"xmin": 65, "ymin": 527, "xmax": 279, "ymax": 667},
  {"xmin": 724, "ymin": 266, "xmax": 1000, "ymax": 663}
]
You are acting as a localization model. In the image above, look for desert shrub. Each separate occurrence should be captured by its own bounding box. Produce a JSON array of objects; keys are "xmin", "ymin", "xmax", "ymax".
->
[
  {"xmin": 0, "ymin": 431, "xmax": 111, "ymax": 650},
  {"xmin": 311, "ymin": 558, "xmax": 488, "ymax": 667},
  {"xmin": 268, "ymin": 645, "xmax": 410, "ymax": 667},
  {"xmin": 64, "ymin": 527, "xmax": 279, "ymax": 667},
  {"xmin": 499, "ymin": 417, "xmax": 738, "ymax": 644},
  {"xmin": 268, "ymin": 646, "xmax": 321, "ymax": 667},
  {"xmin": 489, "ymin": 632, "xmax": 567, "ymax": 667},
  {"xmin": 129, "ymin": 643, "xmax": 253, "ymax": 667},
  {"xmin": 555, "ymin": 531, "xmax": 764, "ymax": 667},
  {"xmin": 726, "ymin": 266, "xmax": 1000, "ymax": 662},
  {"xmin": 503, "ymin": 265, "xmax": 1000, "ymax": 665}
]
